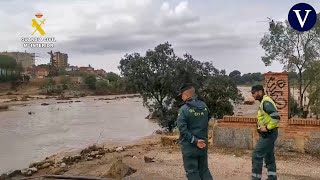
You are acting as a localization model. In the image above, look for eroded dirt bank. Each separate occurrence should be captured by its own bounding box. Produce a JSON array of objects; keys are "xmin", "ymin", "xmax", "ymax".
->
[{"xmin": 3, "ymin": 135, "xmax": 320, "ymax": 180}]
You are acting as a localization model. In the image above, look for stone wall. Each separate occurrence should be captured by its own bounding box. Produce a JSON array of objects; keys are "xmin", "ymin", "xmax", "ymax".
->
[{"xmin": 213, "ymin": 72, "xmax": 320, "ymax": 155}]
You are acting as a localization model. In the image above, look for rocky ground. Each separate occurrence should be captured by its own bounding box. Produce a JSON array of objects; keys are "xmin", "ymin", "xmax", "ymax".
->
[{"xmin": 2, "ymin": 135, "xmax": 320, "ymax": 180}]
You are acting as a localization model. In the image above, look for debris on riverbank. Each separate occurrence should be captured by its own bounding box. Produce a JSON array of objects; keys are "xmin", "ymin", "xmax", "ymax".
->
[
  {"xmin": 0, "ymin": 105, "xmax": 9, "ymax": 110},
  {"xmin": 243, "ymin": 100, "xmax": 255, "ymax": 105},
  {"xmin": 0, "ymin": 144, "xmax": 131, "ymax": 179},
  {"xmin": 56, "ymin": 96, "xmax": 72, "ymax": 101},
  {"xmin": 94, "ymin": 95, "xmax": 141, "ymax": 101},
  {"xmin": 3, "ymin": 135, "xmax": 320, "ymax": 180},
  {"xmin": 104, "ymin": 158, "xmax": 136, "ymax": 179}
]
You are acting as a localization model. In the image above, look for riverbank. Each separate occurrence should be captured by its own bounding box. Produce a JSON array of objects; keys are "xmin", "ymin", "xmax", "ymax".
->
[
  {"xmin": 0, "ymin": 95, "xmax": 159, "ymax": 174},
  {"xmin": 3, "ymin": 134, "xmax": 320, "ymax": 180}
]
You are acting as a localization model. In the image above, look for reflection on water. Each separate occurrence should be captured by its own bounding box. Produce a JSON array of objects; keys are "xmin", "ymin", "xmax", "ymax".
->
[{"xmin": 0, "ymin": 97, "xmax": 159, "ymax": 173}]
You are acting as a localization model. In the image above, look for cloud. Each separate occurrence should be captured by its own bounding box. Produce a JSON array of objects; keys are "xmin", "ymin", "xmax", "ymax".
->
[
  {"xmin": 2, "ymin": 0, "xmax": 307, "ymax": 73},
  {"xmin": 59, "ymin": 34, "xmax": 156, "ymax": 54},
  {"xmin": 58, "ymin": 1, "xmax": 247, "ymax": 56},
  {"xmin": 161, "ymin": 2, "xmax": 170, "ymax": 11},
  {"xmin": 156, "ymin": 1, "xmax": 199, "ymax": 27},
  {"xmin": 54, "ymin": 1, "xmax": 202, "ymax": 54}
]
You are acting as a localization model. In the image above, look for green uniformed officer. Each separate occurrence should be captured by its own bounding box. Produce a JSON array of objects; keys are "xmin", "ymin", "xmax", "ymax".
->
[
  {"xmin": 177, "ymin": 84, "xmax": 214, "ymax": 180},
  {"xmin": 251, "ymin": 85, "xmax": 279, "ymax": 180}
]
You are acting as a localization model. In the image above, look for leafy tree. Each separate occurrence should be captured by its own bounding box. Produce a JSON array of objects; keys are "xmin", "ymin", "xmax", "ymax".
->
[
  {"xmin": 240, "ymin": 73, "xmax": 252, "ymax": 84},
  {"xmin": 237, "ymin": 73, "xmax": 263, "ymax": 85},
  {"xmin": 119, "ymin": 42, "xmax": 242, "ymax": 131},
  {"xmin": 102, "ymin": 73, "xmax": 129, "ymax": 94},
  {"xmin": 220, "ymin": 69, "xmax": 226, "ymax": 75},
  {"xmin": 23, "ymin": 75, "xmax": 30, "ymax": 82},
  {"xmin": 37, "ymin": 64, "xmax": 50, "ymax": 68},
  {"xmin": 60, "ymin": 76, "xmax": 71, "ymax": 90},
  {"xmin": 0, "ymin": 74, "xmax": 19, "ymax": 83},
  {"xmin": 106, "ymin": 72, "xmax": 120, "ymax": 82},
  {"xmin": 58, "ymin": 68, "xmax": 67, "ymax": 76},
  {"xmin": 306, "ymin": 61, "xmax": 320, "ymax": 118},
  {"xmin": 260, "ymin": 18, "xmax": 320, "ymax": 113},
  {"xmin": 289, "ymin": 94, "xmax": 300, "ymax": 118},
  {"xmin": 229, "ymin": 70, "xmax": 241, "ymax": 78},
  {"xmin": 0, "ymin": 55, "xmax": 17, "ymax": 76},
  {"xmin": 43, "ymin": 78, "xmax": 56, "ymax": 87},
  {"xmin": 288, "ymin": 71, "xmax": 298, "ymax": 80},
  {"xmin": 251, "ymin": 72, "xmax": 263, "ymax": 82},
  {"xmin": 121, "ymin": 77, "xmax": 136, "ymax": 93},
  {"xmin": 61, "ymin": 75, "xmax": 71, "ymax": 85},
  {"xmin": 201, "ymin": 75, "xmax": 243, "ymax": 118},
  {"xmin": 42, "ymin": 78, "xmax": 56, "ymax": 95},
  {"xmin": 0, "ymin": 55, "xmax": 25, "ymax": 83},
  {"xmin": 119, "ymin": 43, "xmax": 181, "ymax": 131},
  {"xmin": 84, "ymin": 75, "xmax": 97, "ymax": 90},
  {"xmin": 16, "ymin": 63, "xmax": 24, "ymax": 74},
  {"xmin": 288, "ymin": 71, "xmax": 299, "ymax": 87},
  {"xmin": 229, "ymin": 70, "xmax": 241, "ymax": 85},
  {"xmin": 95, "ymin": 80, "xmax": 110, "ymax": 95},
  {"xmin": 310, "ymin": 89, "xmax": 320, "ymax": 119}
]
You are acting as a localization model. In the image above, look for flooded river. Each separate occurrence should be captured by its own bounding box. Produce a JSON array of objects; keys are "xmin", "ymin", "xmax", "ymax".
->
[{"xmin": 0, "ymin": 96, "xmax": 159, "ymax": 173}]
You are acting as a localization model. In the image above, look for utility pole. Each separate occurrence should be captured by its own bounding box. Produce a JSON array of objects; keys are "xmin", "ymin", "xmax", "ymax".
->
[{"xmin": 47, "ymin": 50, "xmax": 55, "ymax": 77}]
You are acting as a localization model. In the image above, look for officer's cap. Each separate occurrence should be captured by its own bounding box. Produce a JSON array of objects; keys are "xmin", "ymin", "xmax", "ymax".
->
[
  {"xmin": 177, "ymin": 83, "xmax": 193, "ymax": 97},
  {"xmin": 251, "ymin": 85, "xmax": 264, "ymax": 93}
]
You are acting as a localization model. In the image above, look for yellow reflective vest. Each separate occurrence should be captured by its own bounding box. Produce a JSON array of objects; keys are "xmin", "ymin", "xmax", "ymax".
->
[{"xmin": 257, "ymin": 95, "xmax": 279, "ymax": 130}]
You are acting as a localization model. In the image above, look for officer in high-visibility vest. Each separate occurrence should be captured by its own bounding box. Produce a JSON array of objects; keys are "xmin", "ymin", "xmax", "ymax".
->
[
  {"xmin": 177, "ymin": 84, "xmax": 213, "ymax": 180},
  {"xmin": 251, "ymin": 85, "xmax": 280, "ymax": 180}
]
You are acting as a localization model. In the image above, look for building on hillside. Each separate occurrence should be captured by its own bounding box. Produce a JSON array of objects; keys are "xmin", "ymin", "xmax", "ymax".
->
[
  {"xmin": 79, "ymin": 66, "xmax": 94, "ymax": 74},
  {"xmin": 0, "ymin": 51, "xmax": 35, "ymax": 69},
  {"xmin": 94, "ymin": 69, "xmax": 106, "ymax": 76},
  {"xmin": 53, "ymin": 52, "xmax": 68, "ymax": 68},
  {"xmin": 65, "ymin": 66, "xmax": 79, "ymax": 72},
  {"xmin": 70, "ymin": 76, "xmax": 83, "ymax": 84},
  {"xmin": 24, "ymin": 67, "xmax": 34, "ymax": 78},
  {"xmin": 34, "ymin": 67, "xmax": 49, "ymax": 79}
]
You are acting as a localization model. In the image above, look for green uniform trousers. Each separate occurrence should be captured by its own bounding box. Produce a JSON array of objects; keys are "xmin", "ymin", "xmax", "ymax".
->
[
  {"xmin": 252, "ymin": 128, "xmax": 278, "ymax": 180},
  {"xmin": 181, "ymin": 145, "xmax": 213, "ymax": 180}
]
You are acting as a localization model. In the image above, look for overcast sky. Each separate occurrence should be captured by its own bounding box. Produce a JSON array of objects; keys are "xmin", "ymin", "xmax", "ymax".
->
[{"xmin": 0, "ymin": 0, "xmax": 319, "ymax": 74}]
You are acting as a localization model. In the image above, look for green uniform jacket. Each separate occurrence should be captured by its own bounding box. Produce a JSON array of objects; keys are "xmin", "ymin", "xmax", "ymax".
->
[{"xmin": 177, "ymin": 96, "xmax": 210, "ymax": 156}]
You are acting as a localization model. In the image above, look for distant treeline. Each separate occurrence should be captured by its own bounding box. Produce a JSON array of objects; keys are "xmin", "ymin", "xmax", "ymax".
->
[
  {"xmin": 229, "ymin": 70, "xmax": 299, "ymax": 86},
  {"xmin": 0, "ymin": 55, "xmax": 24, "ymax": 82}
]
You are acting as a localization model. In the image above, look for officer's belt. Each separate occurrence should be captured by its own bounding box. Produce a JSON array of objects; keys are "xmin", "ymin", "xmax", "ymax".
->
[
  {"xmin": 258, "ymin": 127, "xmax": 277, "ymax": 133},
  {"xmin": 257, "ymin": 127, "xmax": 277, "ymax": 138}
]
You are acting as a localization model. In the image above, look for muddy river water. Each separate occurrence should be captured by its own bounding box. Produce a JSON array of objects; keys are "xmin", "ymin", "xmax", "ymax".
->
[{"xmin": 0, "ymin": 96, "xmax": 159, "ymax": 173}]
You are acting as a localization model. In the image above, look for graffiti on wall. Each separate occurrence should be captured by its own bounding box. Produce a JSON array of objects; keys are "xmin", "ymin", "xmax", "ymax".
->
[{"xmin": 266, "ymin": 76, "xmax": 288, "ymax": 109}]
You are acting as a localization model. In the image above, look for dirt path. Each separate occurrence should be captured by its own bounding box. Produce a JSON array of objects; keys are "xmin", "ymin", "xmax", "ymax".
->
[{"xmin": 11, "ymin": 136, "xmax": 320, "ymax": 180}]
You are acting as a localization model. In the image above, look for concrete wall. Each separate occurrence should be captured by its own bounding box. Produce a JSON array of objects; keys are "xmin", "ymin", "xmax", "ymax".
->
[{"xmin": 213, "ymin": 72, "xmax": 320, "ymax": 155}]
